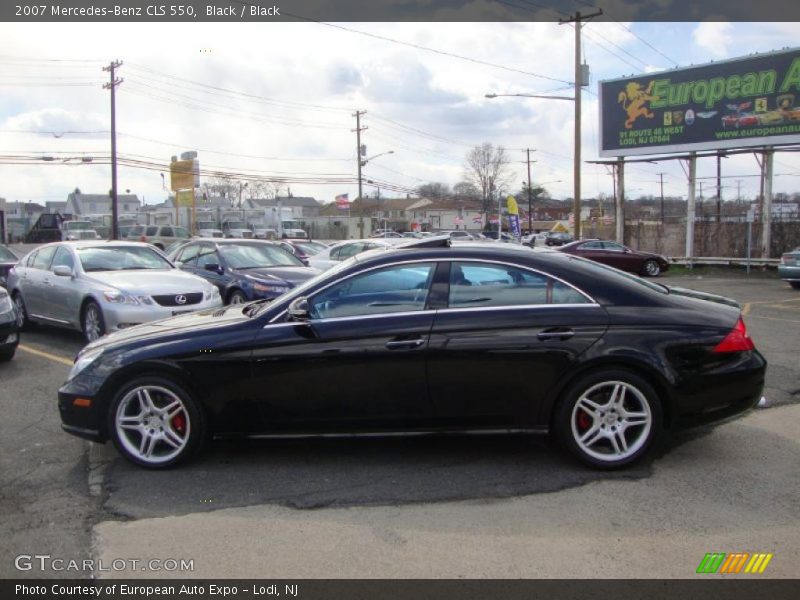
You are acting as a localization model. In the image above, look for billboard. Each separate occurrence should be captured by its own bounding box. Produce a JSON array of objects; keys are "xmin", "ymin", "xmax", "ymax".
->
[
  {"xmin": 599, "ymin": 48, "xmax": 800, "ymax": 157},
  {"xmin": 170, "ymin": 158, "xmax": 200, "ymax": 190}
]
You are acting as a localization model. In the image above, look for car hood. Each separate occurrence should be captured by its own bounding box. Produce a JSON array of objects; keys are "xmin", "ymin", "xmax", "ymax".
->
[
  {"xmin": 666, "ymin": 286, "xmax": 741, "ymax": 309},
  {"xmin": 234, "ymin": 266, "xmax": 320, "ymax": 286},
  {"xmin": 83, "ymin": 270, "xmax": 211, "ymax": 293},
  {"xmin": 83, "ymin": 304, "xmax": 251, "ymax": 352}
]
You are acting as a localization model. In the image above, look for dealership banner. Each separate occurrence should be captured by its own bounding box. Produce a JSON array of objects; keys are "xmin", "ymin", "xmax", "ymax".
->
[{"xmin": 599, "ymin": 48, "xmax": 800, "ymax": 157}]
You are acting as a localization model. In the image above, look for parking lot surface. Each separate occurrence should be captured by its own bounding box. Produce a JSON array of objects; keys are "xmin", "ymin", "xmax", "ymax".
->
[{"xmin": 1, "ymin": 273, "xmax": 798, "ymax": 578}]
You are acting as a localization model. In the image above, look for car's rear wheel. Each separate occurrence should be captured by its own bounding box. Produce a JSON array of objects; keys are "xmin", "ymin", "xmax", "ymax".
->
[
  {"xmin": 642, "ymin": 259, "xmax": 661, "ymax": 277},
  {"xmin": 82, "ymin": 301, "xmax": 105, "ymax": 343},
  {"xmin": 228, "ymin": 289, "xmax": 247, "ymax": 304},
  {"xmin": 790, "ymin": 282, "xmax": 800, "ymax": 290},
  {"xmin": 108, "ymin": 375, "xmax": 206, "ymax": 469},
  {"xmin": 554, "ymin": 369, "xmax": 662, "ymax": 469}
]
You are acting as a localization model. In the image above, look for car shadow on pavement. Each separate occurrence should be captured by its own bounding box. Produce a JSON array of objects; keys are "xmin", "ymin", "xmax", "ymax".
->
[{"xmin": 101, "ymin": 434, "xmax": 655, "ymax": 519}]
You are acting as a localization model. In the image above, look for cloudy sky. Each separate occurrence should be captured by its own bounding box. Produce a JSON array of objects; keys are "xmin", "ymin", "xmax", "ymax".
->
[{"xmin": 0, "ymin": 20, "xmax": 798, "ymax": 206}]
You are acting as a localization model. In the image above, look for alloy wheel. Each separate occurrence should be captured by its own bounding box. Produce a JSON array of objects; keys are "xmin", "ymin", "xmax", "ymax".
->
[
  {"xmin": 13, "ymin": 295, "xmax": 25, "ymax": 328},
  {"xmin": 114, "ymin": 385, "xmax": 191, "ymax": 465},
  {"xmin": 570, "ymin": 380, "xmax": 653, "ymax": 463},
  {"xmin": 644, "ymin": 260, "xmax": 661, "ymax": 277},
  {"xmin": 83, "ymin": 305, "xmax": 103, "ymax": 342}
]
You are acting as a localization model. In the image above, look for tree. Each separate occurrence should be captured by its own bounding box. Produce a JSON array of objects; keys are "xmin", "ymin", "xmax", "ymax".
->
[
  {"xmin": 416, "ymin": 182, "xmax": 450, "ymax": 200},
  {"xmin": 453, "ymin": 181, "xmax": 481, "ymax": 201},
  {"xmin": 464, "ymin": 143, "xmax": 513, "ymax": 217}
]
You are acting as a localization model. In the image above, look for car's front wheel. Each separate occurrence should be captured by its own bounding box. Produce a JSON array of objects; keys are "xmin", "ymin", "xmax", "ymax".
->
[
  {"xmin": 642, "ymin": 259, "xmax": 661, "ymax": 277},
  {"xmin": 108, "ymin": 375, "xmax": 206, "ymax": 469},
  {"xmin": 554, "ymin": 369, "xmax": 663, "ymax": 469},
  {"xmin": 228, "ymin": 289, "xmax": 247, "ymax": 304},
  {"xmin": 12, "ymin": 292, "xmax": 32, "ymax": 330},
  {"xmin": 82, "ymin": 301, "xmax": 106, "ymax": 343}
]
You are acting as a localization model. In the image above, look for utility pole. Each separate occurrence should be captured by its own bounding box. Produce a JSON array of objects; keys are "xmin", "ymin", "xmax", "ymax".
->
[
  {"xmin": 560, "ymin": 8, "xmax": 602, "ymax": 241},
  {"xmin": 525, "ymin": 148, "xmax": 536, "ymax": 233},
  {"xmin": 657, "ymin": 172, "xmax": 666, "ymax": 222},
  {"xmin": 716, "ymin": 153, "xmax": 723, "ymax": 222},
  {"xmin": 103, "ymin": 60, "xmax": 123, "ymax": 240},
  {"xmin": 352, "ymin": 110, "xmax": 367, "ymax": 203}
]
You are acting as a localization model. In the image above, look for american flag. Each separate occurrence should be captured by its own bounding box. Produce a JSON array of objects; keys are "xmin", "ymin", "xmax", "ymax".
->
[
  {"xmin": 335, "ymin": 193, "xmax": 350, "ymax": 210},
  {"xmin": 472, "ymin": 214, "xmax": 482, "ymax": 224}
]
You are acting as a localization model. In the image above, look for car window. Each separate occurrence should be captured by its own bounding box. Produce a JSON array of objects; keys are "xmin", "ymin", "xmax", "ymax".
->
[
  {"xmin": 32, "ymin": 246, "xmax": 57, "ymax": 270},
  {"xmin": 0, "ymin": 247, "xmax": 17, "ymax": 262},
  {"xmin": 160, "ymin": 227, "xmax": 174, "ymax": 237},
  {"xmin": 603, "ymin": 242, "xmax": 625, "ymax": 252},
  {"xmin": 309, "ymin": 263, "xmax": 435, "ymax": 320},
  {"xmin": 177, "ymin": 244, "xmax": 201, "ymax": 266},
  {"xmin": 336, "ymin": 242, "xmax": 364, "ymax": 261},
  {"xmin": 128, "ymin": 226, "xmax": 144, "ymax": 237},
  {"xmin": 196, "ymin": 244, "xmax": 220, "ymax": 269},
  {"xmin": 50, "ymin": 246, "xmax": 75, "ymax": 271},
  {"xmin": 219, "ymin": 243, "xmax": 304, "ymax": 268},
  {"xmin": 174, "ymin": 227, "xmax": 189, "ymax": 239},
  {"xmin": 145, "ymin": 226, "xmax": 158, "ymax": 236},
  {"xmin": 448, "ymin": 262, "xmax": 590, "ymax": 308},
  {"xmin": 580, "ymin": 241, "xmax": 604, "ymax": 250}
]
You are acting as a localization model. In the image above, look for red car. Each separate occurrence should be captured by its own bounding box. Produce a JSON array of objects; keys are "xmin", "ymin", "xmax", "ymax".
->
[{"xmin": 556, "ymin": 240, "xmax": 669, "ymax": 277}]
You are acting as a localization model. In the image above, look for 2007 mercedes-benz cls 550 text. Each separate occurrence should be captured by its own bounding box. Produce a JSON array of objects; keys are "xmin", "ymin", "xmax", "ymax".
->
[{"xmin": 58, "ymin": 239, "xmax": 766, "ymax": 470}]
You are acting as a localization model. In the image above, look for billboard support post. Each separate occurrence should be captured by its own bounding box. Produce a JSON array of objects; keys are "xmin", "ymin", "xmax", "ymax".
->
[
  {"xmin": 615, "ymin": 157, "xmax": 625, "ymax": 244},
  {"xmin": 685, "ymin": 152, "xmax": 697, "ymax": 266},
  {"xmin": 762, "ymin": 149, "xmax": 774, "ymax": 258}
]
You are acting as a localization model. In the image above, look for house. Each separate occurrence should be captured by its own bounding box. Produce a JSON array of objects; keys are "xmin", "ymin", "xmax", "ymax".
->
[{"xmin": 65, "ymin": 191, "xmax": 141, "ymax": 217}]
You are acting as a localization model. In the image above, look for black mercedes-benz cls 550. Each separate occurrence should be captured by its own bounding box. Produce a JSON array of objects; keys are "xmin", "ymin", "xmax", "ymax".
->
[{"xmin": 58, "ymin": 239, "xmax": 766, "ymax": 469}]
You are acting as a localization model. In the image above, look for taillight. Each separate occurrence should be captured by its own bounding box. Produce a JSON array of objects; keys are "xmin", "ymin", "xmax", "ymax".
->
[{"xmin": 713, "ymin": 317, "xmax": 755, "ymax": 353}]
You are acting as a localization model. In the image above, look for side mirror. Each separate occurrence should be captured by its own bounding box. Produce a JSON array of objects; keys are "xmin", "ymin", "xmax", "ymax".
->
[
  {"xmin": 288, "ymin": 297, "xmax": 311, "ymax": 321},
  {"xmin": 204, "ymin": 263, "xmax": 222, "ymax": 273},
  {"xmin": 53, "ymin": 265, "xmax": 73, "ymax": 277},
  {"xmin": 173, "ymin": 260, "xmax": 184, "ymax": 268}
]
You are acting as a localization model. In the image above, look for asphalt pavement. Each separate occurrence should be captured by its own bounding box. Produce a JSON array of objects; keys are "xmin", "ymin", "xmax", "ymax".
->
[{"xmin": 1, "ymin": 272, "xmax": 798, "ymax": 578}]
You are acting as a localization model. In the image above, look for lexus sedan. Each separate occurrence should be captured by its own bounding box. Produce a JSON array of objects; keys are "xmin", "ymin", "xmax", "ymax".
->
[
  {"xmin": 58, "ymin": 240, "xmax": 765, "ymax": 470},
  {"xmin": 0, "ymin": 287, "xmax": 19, "ymax": 361},
  {"xmin": 7, "ymin": 241, "xmax": 222, "ymax": 343},
  {"xmin": 557, "ymin": 239, "xmax": 669, "ymax": 277},
  {"xmin": 169, "ymin": 239, "xmax": 319, "ymax": 304},
  {"xmin": 778, "ymin": 247, "xmax": 800, "ymax": 289}
]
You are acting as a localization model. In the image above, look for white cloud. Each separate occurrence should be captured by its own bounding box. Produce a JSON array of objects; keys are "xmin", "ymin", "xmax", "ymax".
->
[{"xmin": 692, "ymin": 22, "xmax": 733, "ymax": 58}]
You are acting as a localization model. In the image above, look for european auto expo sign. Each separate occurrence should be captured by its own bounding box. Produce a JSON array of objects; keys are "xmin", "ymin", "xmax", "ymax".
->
[{"xmin": 599, "ymin": 48, "xmax": 800, "ymax": 157}]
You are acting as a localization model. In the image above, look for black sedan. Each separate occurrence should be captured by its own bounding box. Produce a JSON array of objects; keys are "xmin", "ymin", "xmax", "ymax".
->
[
  {"xmin": 0, "ymin": 287, "xmax": 19, "ymax": 361},
  {"xmin": 558, "ymin": 239, "xmax": 670, "ymax": 277},
  {"xmin": 0, "ymin": 245, "xmax": 19, "ymax": 288},
  {"xmin": 169, "ymin": 239, "xmax": 320, "ymax": 304},
  {"xmin": 58, "ymin": 241, "xmax": 766, "ymax": 470}
]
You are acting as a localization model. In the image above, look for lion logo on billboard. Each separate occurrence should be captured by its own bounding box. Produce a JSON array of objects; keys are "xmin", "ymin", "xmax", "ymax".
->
[{"xmin": 618, "ymin": 81, "xmax": 657, "ymax": 129}]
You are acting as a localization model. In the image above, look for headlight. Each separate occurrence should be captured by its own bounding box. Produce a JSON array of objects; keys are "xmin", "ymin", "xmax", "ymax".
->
[
  {"xmin": 0, "ymin": 292, "xmax": 12, "ymax": 313},
  {"xmin": 67, "ymin": 347, "xmax": 104, "ymax": 381},
  {"xmin": 204, "ymin": 287, "xmax": 220, "ymax": 301},
  {"xmin": 103, "ymin": 290, "xmax": 140, "ymax": 304}
]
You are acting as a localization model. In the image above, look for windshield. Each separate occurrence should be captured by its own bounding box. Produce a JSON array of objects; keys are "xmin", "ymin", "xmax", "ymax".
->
[
  {"xmin": 78, "ymin": 246, "xmax": 173, "ymax": 272},
  {"xmin": 197, "ymin": 221, "xmax": 218, "ymax": 229},
  {"xmin": 292, "ymin": 241, "xmax": 325, "ymax": 255},
  {"xmin": 226, "ymin": 221, "xmax": 245, "ymax": 229},
  {"xmin": 219, "ymin": 243, "xmax": 304, "ymax": 268},
  {"xmin": 0, "ymin": 246, "xmax": 18, "ymax": 261},
  {"xmin": 65, "ymin": 221, "xmax": 94, "ymax": 230}
]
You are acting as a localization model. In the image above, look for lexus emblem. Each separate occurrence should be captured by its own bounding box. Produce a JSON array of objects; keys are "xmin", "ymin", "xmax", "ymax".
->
[{"xmin": 175, "ymin": 295, "xmax": 187, "ymax": 305}]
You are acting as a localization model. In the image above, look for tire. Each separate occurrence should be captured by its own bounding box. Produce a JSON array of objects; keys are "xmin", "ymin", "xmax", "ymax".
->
[
  {"xmin": 642, "ymin": 259, "xmax": 661, "ymax": 277},
  {"xmin": 82, "ymin": 301, "xmax": 106, "ymax": 343},
  {"xmin": 790, "ymin": 282, "xmax": 800, "ymax": 290},
  {"xmin": 0, "ymin": 345, "xmax": 16, "ymax": 362},
  {"xmin": 228, "ymin": 289, "xmax": 247, "ymax": 305},
  {"xmin": 107, "ymin": 374, "xmax": 207, "ymax": 469},
  {"xmin": 553, "ymin": 369, "xmax": 663, "ymax": 469},
  {"xmin": 12, "ymin": 292, "xmax": 33, "ymax": 330}
]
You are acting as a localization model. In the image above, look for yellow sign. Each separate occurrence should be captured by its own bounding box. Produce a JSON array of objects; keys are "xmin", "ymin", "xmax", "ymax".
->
[
  {"xmin": 175, "ymin": 189, "xmax": 194, "ymax": 207},
  {"xmin": 170, "ymin": 159, "xmax": 196, "ymax": 191},
  {"xmin": 506, "ymin": 196, "xmax": 519, "ymax": 216},
  {"xmin": 552, "ymin": 222, "xmax": 569, "ymax": 233}
]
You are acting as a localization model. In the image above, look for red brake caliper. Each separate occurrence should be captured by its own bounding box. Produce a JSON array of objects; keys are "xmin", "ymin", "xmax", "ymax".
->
[
  {"xmin": 577, "ymin": 410, "xmax": 591, "ymax": 431},
  {"xmin": 171, "ymin": 412, "xmax": 186, "ymax": 435}
]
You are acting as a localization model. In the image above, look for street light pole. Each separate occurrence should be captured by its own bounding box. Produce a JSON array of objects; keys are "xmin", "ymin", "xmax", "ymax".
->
[{"xmin": 526, "ymin": 148, "xmax": 533, "ymax": 233}]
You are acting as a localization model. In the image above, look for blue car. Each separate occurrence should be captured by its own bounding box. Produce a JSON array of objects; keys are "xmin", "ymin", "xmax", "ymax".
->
[{"xmin": 170, "ymin": 239, "xmax": 320, "ymax": 304}]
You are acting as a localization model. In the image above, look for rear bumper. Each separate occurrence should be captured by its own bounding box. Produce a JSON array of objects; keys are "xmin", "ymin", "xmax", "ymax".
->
[
  {"xmin": 778, "ymin": 265, "xmax": 800, "ymax": 281},
  {"xmin": 672, "ymin": 350, "xmax": 767, "ymax": 429}
]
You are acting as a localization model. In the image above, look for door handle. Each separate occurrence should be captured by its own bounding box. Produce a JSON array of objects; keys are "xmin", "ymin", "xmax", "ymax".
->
[
  {"xmin": 537, "ymin": 328, "xmax": 574, "ymax": 341},
  {"xmin": 385, "ymin": 338, "xmax": 425, "ymax": 350}
]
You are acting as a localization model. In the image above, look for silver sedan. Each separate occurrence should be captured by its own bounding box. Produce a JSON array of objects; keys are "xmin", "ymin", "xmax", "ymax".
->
[{"xmin": 6, "ymin": 241, "xmax": 223, "ymax": 342}]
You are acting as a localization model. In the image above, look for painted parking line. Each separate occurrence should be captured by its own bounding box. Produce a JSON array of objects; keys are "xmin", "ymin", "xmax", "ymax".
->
[{"xmin": 17, "ymin": 344, "xmax": 74, "ymax": 366}]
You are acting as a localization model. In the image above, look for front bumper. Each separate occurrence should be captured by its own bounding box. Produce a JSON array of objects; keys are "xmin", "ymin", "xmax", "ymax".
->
[
  {"xmin": 0, "ymin": 310, "xmax": 19, "ymax": 348},
  {"xmin": 101, "ymin": 298, "xmax": 223, "ymax": 332}
]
